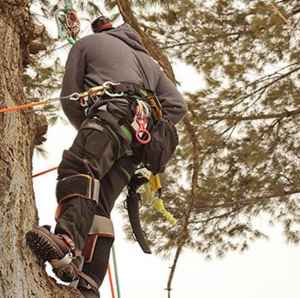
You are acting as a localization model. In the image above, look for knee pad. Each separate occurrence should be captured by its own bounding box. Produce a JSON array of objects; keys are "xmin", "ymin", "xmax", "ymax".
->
[
  {"xmin": 55, "ymin": 174, "xmax": 100, "ymax": 220},
  {"xmin": 83, "ymin": 215, "xmax": 114, "ymax": 263}
]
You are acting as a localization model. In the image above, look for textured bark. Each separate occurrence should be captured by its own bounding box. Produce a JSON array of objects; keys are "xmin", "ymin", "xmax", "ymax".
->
[{"xmin": 0, "ymin": 2, "xmax": 80, "ymax": 297}]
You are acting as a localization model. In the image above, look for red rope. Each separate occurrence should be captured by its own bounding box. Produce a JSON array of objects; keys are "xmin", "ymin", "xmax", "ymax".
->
[
  {"xmin": 32, "ymin": 166, "xmax": 58, "ymax": 178},
  {"xmin": 108, "ymin": 265, "xmax": 117, "ymax": 298}
]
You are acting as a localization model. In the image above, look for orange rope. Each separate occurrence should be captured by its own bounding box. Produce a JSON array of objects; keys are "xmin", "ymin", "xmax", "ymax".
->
[
  {"xmin": 0, "ymin": 100, "xmax": 49, "ymax": 113},
  {"xmin": 108, "ymin": 265, "xmax": 117, "ymax": 298}
]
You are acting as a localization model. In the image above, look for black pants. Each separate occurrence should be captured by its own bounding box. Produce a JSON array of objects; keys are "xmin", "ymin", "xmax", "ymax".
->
[{"xmin": 55, "ymin": 112, "xmax": 138, "ymax": 287}]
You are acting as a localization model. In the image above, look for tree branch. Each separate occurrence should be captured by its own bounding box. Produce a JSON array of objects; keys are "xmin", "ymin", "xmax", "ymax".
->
[
  {"xmin": 116, "ymin": 0, "xmax": 175, "ymax": 82},
  {"xmin": 203, "ymin": 106, "xmax": 300, "ymax": 122},
  {"xmin": 166, "ymin": 244, "xmax": 184, "ymax": 298},
  {"xmin": 195, "ymin": 189, "xmax": 300, "ymax": 211}
]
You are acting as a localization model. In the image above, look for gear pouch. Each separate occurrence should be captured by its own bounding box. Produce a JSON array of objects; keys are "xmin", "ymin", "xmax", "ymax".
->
[{"xmin": 138, "ymin": 118, "xmax": 178, "ymax": 174}]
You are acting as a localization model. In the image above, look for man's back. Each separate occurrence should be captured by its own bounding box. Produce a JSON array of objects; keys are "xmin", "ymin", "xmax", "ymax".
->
[{"xmin": 61, "ymin": 24, "xmax": 186, "ymax": 129}]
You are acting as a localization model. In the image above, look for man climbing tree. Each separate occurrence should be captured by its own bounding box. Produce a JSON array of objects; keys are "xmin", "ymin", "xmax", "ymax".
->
[{"xmin": 26, "ymin": 16, "xmax": 186, "ymax": 298}]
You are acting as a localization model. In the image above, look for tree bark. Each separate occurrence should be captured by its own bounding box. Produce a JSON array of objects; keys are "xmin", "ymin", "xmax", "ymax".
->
[{"xmin": 0, "ymin": 2, "xmax": 80, "ymax": 297}]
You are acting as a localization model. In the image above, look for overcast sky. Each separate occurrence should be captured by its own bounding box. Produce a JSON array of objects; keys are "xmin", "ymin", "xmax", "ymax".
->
[{"xmin": 31, "ymin": 60, "xmax": 300, "ymax": 298}]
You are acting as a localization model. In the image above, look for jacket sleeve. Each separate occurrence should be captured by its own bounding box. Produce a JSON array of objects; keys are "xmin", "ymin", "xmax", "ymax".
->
[
  {"xmin": 155, "ymin": 72, "xmax": 187, "ymax": 125},
  {"xmin": 60, "ymin": 42, "xmax": 86, "ymax": 130}
]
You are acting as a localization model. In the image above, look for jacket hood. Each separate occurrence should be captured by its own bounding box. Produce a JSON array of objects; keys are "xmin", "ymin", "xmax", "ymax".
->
[{"xmin": 107, "ymin": 24, "xmax": 148, "ymax": 53}]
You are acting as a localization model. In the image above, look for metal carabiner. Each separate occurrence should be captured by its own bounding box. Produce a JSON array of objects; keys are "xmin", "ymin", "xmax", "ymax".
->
[
  {"xmin": 103, "ymin": 81, "xmax": 120, "ymax": 88},
  {"xmin": 68, "ymin": 92, "xmax": 88, "ymax": 107},
  {"xmin": 69, "ymin": 92, "xmax": 81, "ymax": 101},
  {"xmin": 103, "ymin": 81, "xmax": 124, "ymax": 97},
  {"xmin": 87, "ymin": 85, "xmax": 105, "ymax": 97}
]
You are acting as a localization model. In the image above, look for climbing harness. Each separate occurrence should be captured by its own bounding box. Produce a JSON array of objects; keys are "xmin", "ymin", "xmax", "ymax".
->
[
  {"xmin": 70, "ymin": 81, "xmax": 154, "ymax": 145},
  {"xmin": 54, "ymin": 0, "xmax": 80, "ymax": 45},
  {"xmin": 70, "ymin": 81, "xmax": 125, "ymax": 108}
]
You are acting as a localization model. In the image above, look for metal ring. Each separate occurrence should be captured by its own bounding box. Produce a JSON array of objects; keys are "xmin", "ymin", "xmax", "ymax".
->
[
  {"xmin": 69, "ymin": 93, "xmax": 81, "ymax": 101},
  {"xmin": 136, "ymin": 130, "xmax": 151, "ymax": 144}
]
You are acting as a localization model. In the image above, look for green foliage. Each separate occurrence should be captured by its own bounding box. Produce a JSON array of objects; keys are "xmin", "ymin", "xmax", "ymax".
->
[{"xmin": 120, "ymin": 0, "xmax": 300, "ymax": 257}]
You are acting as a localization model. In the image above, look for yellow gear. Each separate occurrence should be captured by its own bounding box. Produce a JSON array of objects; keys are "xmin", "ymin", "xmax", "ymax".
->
[{"xmin": 141, "ymin": 173, "xmax": 177, "ymax": 225}]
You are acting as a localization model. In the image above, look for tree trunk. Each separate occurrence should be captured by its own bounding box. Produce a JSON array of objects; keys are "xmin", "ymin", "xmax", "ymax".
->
[{"xmin": 0, "ymin": 2, "xmax": 80, "ymax": 297}]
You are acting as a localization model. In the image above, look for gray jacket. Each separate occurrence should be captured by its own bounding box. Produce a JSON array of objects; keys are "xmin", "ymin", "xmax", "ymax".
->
[{"xmin": 61, "ymin": 24, "xmax": 187, "ymax": 129}]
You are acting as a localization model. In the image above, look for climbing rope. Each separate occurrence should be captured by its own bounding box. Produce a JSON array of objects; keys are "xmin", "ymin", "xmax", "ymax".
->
[
  {"xmin": 112, "ymin": 245, "xmax": 122, "ymax": 298},
  {"xmin": 108, "ymin": 265, "xmax": 117, "ymax": 298},
  {"xmin": 0, "ymin": 82, "xmax": 123, "ymax": 114},
  {"xmin": 32, "ymin": 166, "xmax": 58, "ymax": 178},
  {"xmin": 0, "ymin": 95, "xmax": 69, "ymax": 114}
]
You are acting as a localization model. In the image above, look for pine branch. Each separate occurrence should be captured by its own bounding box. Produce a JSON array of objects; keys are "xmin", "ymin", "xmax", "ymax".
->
[
  {"xmin": 193, "ymin": 188, "xmax": 300, "ymax": 212},
  {"xmin": 203, "ymin": 106, "xmax": 300, "ymax": 122}
]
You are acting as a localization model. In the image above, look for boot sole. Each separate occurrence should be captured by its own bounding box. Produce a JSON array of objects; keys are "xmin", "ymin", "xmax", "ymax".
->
[{"xmin": 26, "ymin": 226, "xmax": 66, "ymax": 262}]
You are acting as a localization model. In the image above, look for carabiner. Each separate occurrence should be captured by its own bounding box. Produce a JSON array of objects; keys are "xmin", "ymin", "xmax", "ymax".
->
[
  {"xmin": 69, "ymin": 92, "xmax": 81, "ymax": 101},
  {"xmin": 103, "ymin": 81, "xmax": 120, "ymax": 88},
  {"xmin": 103, "ymin": 81, "xmax": 124, "ymax": 97},
  {"xmin": 87, "ymin": 85, "xmax": 105, "ymax": 97}
]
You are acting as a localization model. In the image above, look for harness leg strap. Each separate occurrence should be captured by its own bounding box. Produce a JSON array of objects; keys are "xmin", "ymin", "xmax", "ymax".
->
[
  {"xmin": 55, "ymin": 174, "xmax": 100, "ymax": 220},
  {"xmin": 56, "ymin": 174, "xmax": 100, "ymax": 204}
]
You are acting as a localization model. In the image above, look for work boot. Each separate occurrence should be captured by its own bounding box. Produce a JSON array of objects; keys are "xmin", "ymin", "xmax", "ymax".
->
[{"xmin": 26, "ymin": 225, "xmax": 79, "ymax": 282}]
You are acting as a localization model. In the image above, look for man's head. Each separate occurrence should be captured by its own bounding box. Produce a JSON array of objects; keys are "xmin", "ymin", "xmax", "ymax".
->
[{"xmin": 91, "ymin": 16, "xmax": 113, "ymax": 33}]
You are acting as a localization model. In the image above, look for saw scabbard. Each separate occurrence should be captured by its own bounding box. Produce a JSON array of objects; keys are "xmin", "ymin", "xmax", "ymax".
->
[{"xmin": 126, "ymin": 190, "xmax": 151, "ymax": 254}]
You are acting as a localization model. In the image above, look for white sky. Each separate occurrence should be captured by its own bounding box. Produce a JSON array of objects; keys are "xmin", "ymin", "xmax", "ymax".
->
[{"xmin": 32, "ymin": 61, "xmax": 300, "ymax": 298}]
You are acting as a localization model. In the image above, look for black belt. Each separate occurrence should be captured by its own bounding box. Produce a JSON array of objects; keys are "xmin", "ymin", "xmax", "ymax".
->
[{"xmin": 109, "ymin": 82, "xmax": 148, "ymax": 96}]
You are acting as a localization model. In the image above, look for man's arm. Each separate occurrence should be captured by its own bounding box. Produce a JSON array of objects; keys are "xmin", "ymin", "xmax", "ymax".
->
[
  {"xmin": 60, "ymin": 42, "xmax": 86, "ymax": 130},
  {"xmin": 155, "ymin": 72, "xmax": 187, "ymax": 125}
]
